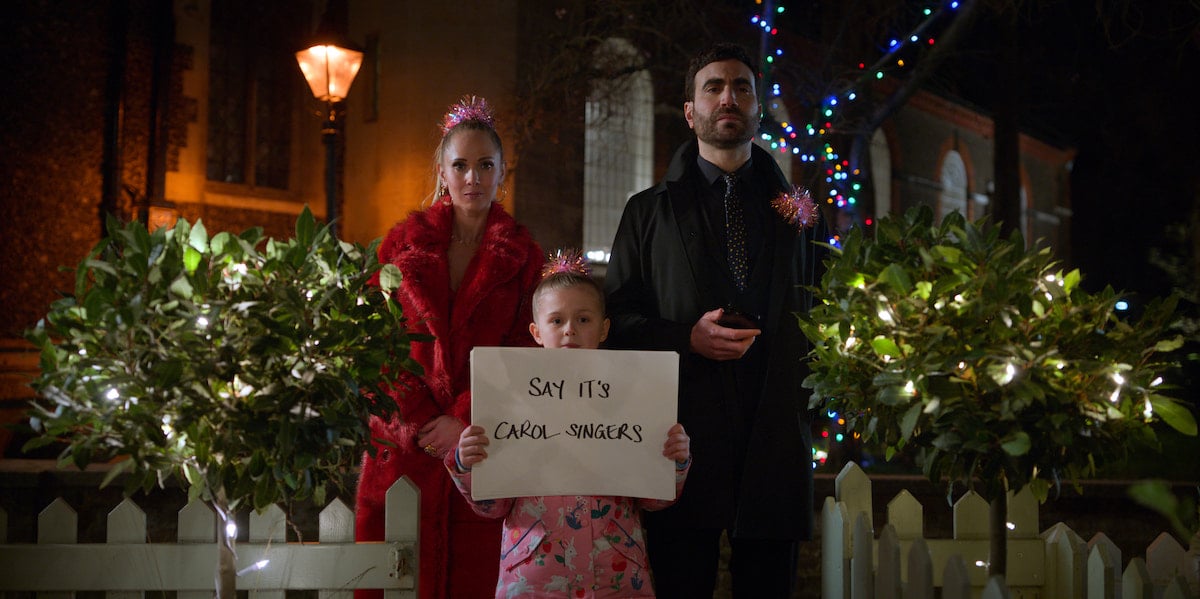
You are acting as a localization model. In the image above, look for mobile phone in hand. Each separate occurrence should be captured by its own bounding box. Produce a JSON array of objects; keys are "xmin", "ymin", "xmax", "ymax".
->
[{"xmin": 717, "ymin": 309, "xmax": 759, "ymax": 330}]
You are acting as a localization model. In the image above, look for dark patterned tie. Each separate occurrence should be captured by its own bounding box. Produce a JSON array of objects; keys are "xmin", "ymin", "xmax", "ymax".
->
[{"xmin": 723, "ymin": 173, "xmax": 747, "ymax": 292}]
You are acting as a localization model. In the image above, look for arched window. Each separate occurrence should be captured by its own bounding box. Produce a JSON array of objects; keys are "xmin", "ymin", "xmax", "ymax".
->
[
  {"xmin": 938, "ymin": 150, "xmax": 968, "ymax": 220},
  {"xmin": 754, "ymin": 98, "xmax": 793, "ymax": 182},
  {"xmin": 870, "ymin": 129, "xmax": 892, "ymax": 220},
  {"xmin": 584, "ymin": 38, "xmax": 652, "ymax": 264}
]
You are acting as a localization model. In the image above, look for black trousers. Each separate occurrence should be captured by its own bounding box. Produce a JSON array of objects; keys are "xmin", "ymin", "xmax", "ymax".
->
[{"xmin": 646, "ymin": 526, "xmax": 799, "ymax": 598}]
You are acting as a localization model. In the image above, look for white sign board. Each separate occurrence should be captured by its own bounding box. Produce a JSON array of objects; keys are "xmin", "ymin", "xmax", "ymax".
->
[{"xmin": 469, "ymin": 347, "xmax": 679, "ymax": 500}]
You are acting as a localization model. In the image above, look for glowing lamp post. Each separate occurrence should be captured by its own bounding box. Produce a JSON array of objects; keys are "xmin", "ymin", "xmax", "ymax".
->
[{"xmin": 296, "ymin": 40, "xmax": 362, "ymax": 237}]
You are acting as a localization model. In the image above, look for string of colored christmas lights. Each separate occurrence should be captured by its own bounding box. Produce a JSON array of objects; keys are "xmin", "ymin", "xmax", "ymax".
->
[
  {"xmin": 751, "ymin": 0, "xmax": 963, "ymax": 248},
  {"xmin": 750, "ymin": 1, "xmax": 963, "ymax": 468}
]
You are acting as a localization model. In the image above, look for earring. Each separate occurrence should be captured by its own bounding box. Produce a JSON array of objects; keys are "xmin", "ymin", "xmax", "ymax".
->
[{"xmin": 439, "ymin": 182, "xmax": 450, "ymax": 206}]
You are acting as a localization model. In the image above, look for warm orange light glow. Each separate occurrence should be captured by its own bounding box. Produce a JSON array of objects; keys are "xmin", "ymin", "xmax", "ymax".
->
[
  {"xmin": 148, "ymin": 206, "xmax": 180, "ymax": 232},
  {"xmin": 295, "ymin": 44, "xmax": 363, "ymax": 102}
]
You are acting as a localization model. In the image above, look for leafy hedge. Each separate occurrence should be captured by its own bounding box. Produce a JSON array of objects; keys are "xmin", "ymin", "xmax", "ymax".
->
[
  {"xmin": 800, "ymin": 206, "xmax": 1197, "ymax": 502},
  {"xmin": 24, "ymin": 208, "xmax": 421, "ymax": 511}
]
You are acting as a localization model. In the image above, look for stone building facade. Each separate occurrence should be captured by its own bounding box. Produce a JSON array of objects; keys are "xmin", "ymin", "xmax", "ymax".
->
[{"xmin": 0, "ymin": 0, "xmax": 1073, "ymax": 459}]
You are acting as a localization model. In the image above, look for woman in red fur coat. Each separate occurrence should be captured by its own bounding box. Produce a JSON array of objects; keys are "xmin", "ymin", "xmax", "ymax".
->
[{"xmin": 355, "ymin": 96, "xmax": 543, "ymax": 599}]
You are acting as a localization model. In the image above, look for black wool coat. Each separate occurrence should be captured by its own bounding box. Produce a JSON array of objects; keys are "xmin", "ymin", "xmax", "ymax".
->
[{"xmin": 604, "ymin": 139, "xmax": 824, "ymax": 540}]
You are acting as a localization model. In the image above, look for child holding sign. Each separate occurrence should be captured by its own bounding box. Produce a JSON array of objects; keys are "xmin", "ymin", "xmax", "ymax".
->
[{"xmin": 446, "ymin": 250, "xmax": 691, "ymax": 598}]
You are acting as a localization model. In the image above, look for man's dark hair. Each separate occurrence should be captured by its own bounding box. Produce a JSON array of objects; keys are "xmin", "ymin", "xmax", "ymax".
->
[{"xmin": 684, "ymin": 43, "xmax": 759, "ymax": 102}]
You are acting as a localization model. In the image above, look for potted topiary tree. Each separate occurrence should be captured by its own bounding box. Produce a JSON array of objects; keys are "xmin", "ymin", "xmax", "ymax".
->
[
  {"xmin": 799, "ymin": 205, "xmax": 1198, "ymax": 580},
  {"xmin": 22, "ymin": 208, "xmax": 422, "ymax": 598}
]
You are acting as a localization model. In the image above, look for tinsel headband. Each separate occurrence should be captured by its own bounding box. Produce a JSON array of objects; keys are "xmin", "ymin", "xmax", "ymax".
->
[
  {"xmin": 440, "ymin": 95, "xmax": 496, "ymax": 135},
  {"xmin": 541, "ymin": 248, "xmax": 592, "ymax": 279}
]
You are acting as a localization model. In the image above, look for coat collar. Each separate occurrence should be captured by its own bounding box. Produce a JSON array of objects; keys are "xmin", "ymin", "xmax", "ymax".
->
[
  {"xmin": 656, "ymin": 139, "xmax": 794, "ymax": 315},
  {"xmin": 386, "ymin": 201, "xmax": 532, "ymax": 342},
  {"xmin": 657, "ymin": 139, "xmax": 790, "ymax": 192}
]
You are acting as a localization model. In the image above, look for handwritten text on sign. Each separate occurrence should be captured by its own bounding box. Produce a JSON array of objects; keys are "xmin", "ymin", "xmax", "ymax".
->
[{"xmin": 470, "ymin": 347, "xmax": 679, "ymax": 500}]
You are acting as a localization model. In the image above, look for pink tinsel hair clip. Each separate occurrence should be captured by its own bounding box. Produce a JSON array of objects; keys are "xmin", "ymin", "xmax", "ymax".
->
[
  {"xmin": 541, "ymin": 248, "xmax": 592, "ymax": 279},
  {"xmin": 440, "ymin": 95, "xmax": 496, "ymax": 135},
  {"xmin": 771, "ymin": 185, "xmax": 821, "ymax": 231}
]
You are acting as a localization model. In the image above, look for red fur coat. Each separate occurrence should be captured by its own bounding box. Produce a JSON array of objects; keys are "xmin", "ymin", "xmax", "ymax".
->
[{"xmin": 355, "ymin": 201, "xmax": 542, "ymax": 599}]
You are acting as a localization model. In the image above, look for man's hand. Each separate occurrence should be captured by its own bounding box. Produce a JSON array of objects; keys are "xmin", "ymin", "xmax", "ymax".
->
[{"xmin": 689, "ymin": 308, "xmax": 761, "ymax": 360}]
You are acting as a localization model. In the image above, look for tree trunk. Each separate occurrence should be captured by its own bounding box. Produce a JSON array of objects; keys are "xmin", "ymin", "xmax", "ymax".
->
[
  {"xmin": 992, "ymin": 8, "xmax": 1022, "ymax": 238},
  {"xmin": 214, "ymin": 488, "xmax": 237, "ymax": 599},
  {"xmin": 989, "ymin": 492, "xmax": 1008, "ymax": 579}
]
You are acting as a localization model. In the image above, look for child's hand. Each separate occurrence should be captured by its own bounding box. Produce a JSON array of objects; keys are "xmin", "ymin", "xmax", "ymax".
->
[
  {"xmin": 457, "ymin": 425, "xmax": 491, "ymax": 469},
  {"xmin": 662, "ymin": 423, "xmax": 690, "ymax": 464}
]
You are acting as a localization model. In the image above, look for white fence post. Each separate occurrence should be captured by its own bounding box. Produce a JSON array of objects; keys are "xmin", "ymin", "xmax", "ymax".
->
[
  {"xmin": 942, "ymin": 554, "xmax": 971, "ymax": 599},
  {"xmin": 1043, "ymin": 521, "xmax": 1086, "ymax": 598},
  {"xmin": 822, "ymin": 495, "xmax": 850, "ymax": 599},
  {"xmin": 244, "ymin": 503, "xmax": 287, "ymax": 599},
  {"xmin": 40, "ymin": 498, "xmax": 76, "ymax": 599},
  {"xmin": 835, "ymin": 463, "xmax": 871, "ymax": 527},
  {"xmin": 319, "ymin": 498, "xmax": 356, "ymax": 599},
  {"xmin": 1005, "ymin": 487, "xmax": 1045, "ymax": 596},
  {"xmin": 0, "ymin": 477, "xmax": 420, "ymax": 596},
  {"xmin": 887, "ymin": 490, "xmax": 923, "ymax": 540},
  {"xmin": 1148, "ymin": 533, "xmax": 1187, "ymax": 589},
  {"xmin": 385, "ymin": 477, "xmax": 420, "ymax": 599},
  {"xmin": 1163, "ymin": 575, "xmax": 1194, "ymax": 599},
  {"xmin": 178, "ymin": 499, "xmax": 216, "ymax": 599},
  {"xmin": 904, "ymin": 535, "xmax": 933, "ymax": 599},
  {"xmin": 951, "ymin": 491, "xmax": 988, "ymax": 542},
  {"xmin": 981, "ymin": 575, "xmax": 1011, "ymax": 599},
  {"xmin": 107, "ymin": 499, "xmax": 147, "ymax": 599},
  {"xmin": 1086, "ymin": 532, "xmax": 1120, "ymax": 599},
  {"xmin": 836, "ymin": 462, "xmax": 874, "ymax": 599},
  {"xmin": 851, "ymin": 512, "xmax": 874, "ymax": 599},
  {"xmin": 876, "ymin": 524, "xmax": 902, "ymax": 599},
  {"xmin": 815, "ymin": 462, "xmax": 1200, "ymax": 599},
  {"xmin": 1122, "ymin": 556, "xmax": 1154, "ymax": 599}
]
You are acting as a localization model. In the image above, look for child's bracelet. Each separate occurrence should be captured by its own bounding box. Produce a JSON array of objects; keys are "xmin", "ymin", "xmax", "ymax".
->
[
  {"xmin": 675, "ymin": 456, "xmax": 691, "ymax": 471},
  {"xmin": 455, "ymin": 448, "xmax": 471, "ymax": 473}
]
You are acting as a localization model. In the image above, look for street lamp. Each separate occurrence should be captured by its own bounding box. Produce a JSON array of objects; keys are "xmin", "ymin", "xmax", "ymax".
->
[{"xmin": 296, "ymin": 35, "xmax": 362, "ymax": 238}]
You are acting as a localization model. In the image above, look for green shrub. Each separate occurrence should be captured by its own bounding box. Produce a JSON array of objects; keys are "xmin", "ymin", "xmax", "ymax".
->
[
  {"xmin": 24, "ymin": 208, "xmax": 421, "ymax": 512},
  {"xmin": 800, "ymin": 206, "xmax": 1197, "ymax": 504}
]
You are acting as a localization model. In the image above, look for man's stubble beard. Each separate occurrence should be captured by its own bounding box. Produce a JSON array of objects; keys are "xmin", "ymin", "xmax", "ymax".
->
[{"xmin": 695, "ymin": 108, "xmax": 760, "ymax": 150}]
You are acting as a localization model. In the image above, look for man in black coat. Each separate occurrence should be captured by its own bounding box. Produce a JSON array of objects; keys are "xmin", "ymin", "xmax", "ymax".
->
[{"xmin": 604, "ymin": 43, "xmax": 825, "ymax": 598}]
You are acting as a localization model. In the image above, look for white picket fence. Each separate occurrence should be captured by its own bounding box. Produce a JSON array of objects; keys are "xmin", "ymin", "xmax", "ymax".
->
[
  {"xmin": 822, "ymin": 462, "xmax": 1200, "ymax": 599},
  {"xmin": 0, "ymin": 477, "xmax": 419, "ymax": 597}
]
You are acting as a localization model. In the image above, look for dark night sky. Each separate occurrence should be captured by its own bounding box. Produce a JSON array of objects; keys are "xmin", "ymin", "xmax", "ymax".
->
[
  {"xmin": 756, "ymin": 0, "xmax": 1199, "ymax": 299},
  {"xmin": 923, "ymin": 0, "xmax": 1200, "ymax": 396},
  {"xmin": 928, "ymin": 1, "xmax": 1200, "ymax": 299}
]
